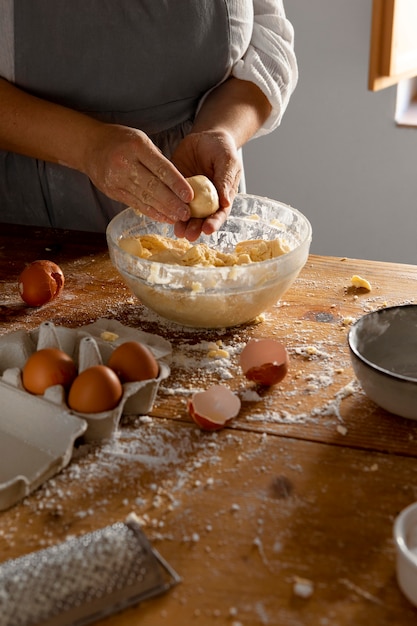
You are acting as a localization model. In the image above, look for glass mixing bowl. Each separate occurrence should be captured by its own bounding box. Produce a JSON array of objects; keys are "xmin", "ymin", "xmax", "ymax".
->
[{"xmin": 106, "ymin": 194, "xmax": 312, "ymax": 328}]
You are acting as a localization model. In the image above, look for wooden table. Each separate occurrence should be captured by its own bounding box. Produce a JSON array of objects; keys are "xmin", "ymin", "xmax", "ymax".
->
[{"xmin": 1, "ymin": 223, "xmax": 417, "ymax": 625}]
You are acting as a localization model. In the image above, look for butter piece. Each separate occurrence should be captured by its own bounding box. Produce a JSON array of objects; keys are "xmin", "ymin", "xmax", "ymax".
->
[{"xmin": 350, "ymin": 275, "xmax": 372, "ymax": 291}]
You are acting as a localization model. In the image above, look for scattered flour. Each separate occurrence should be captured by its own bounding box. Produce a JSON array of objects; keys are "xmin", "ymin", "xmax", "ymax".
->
[{"xmin": 293, "ymin": 576, "xmax": 314, "ymax": 599}]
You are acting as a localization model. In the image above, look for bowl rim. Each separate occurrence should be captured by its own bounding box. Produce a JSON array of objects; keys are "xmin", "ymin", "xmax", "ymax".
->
[
  {"xmin": 106, "ymin": 194, "xmax": 313, "ymax": 273},
  {"xmin": 347, "ymin": 304, "xmax": 417, "ymax": 384}
]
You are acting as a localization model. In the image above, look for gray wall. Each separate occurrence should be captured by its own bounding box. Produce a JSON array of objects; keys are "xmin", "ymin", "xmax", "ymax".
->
[{"xmin": 243, "ymin": 0, "xmax": 417, "ymax": 264}]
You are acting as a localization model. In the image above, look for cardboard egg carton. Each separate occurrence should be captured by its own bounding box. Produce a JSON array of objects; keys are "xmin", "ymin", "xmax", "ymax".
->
[{"xmin": 0, "ymin": 319, "xmax": 171, "ymax": 510}]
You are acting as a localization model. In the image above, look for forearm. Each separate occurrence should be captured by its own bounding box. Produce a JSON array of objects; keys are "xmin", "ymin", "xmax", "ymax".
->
[
  {"xmin": 0, "ymin": 77, "xmax": 101, "ymax": 172},
  {"xmin": 191, "ymin": 77, "xmax": 272, "ymax": 149},
  {"xmin": 0, "ymin": 77, "xmax": 193, "ymax": 224}
]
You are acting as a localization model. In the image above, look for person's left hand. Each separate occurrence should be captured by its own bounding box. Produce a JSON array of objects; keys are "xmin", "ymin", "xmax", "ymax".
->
[{"xmin": 171, "ymin": 129, "xmax": 242, "ymax": 240}]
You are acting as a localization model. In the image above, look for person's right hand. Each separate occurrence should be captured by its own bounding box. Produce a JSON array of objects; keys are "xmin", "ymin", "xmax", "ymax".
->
[
  {"xmin": 0, "ymin": 79, "xmax": 192, "ymax": 223},
  {"xmin": 84, "ymin": 123, "xmax": 193, "ymax": 223}
]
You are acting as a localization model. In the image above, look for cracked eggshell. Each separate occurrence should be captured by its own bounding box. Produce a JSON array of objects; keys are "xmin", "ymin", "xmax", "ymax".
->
[
  {"xmin": 188, "ymin": 384, "xmax": 241, "ymax": 431},
  {"xmin": 240, "ymin": 338, "xmax": 289, "ymax": 386}
]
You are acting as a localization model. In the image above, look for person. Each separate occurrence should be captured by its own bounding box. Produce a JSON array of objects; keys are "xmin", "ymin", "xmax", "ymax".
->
[{"xmin": 0, "ymin": 1, "xmax": 298, "ymax": 241}]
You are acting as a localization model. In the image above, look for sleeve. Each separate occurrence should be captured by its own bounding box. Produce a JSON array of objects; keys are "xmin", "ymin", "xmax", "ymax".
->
[{"xmin": 232, "ymin": 0, "xmax": 298, "ymax": 137}]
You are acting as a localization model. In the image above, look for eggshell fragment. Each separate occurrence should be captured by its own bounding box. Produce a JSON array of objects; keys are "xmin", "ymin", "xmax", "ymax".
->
[
  {"xmin": 188, "ymin": 384, "xmax": 241, "ymax": 431},
  {"xmin": 18, "ymin": 260, "xmax": 64, "ymax": 306},
  {"xmin": 186, "ymin": 175, "xmax": 219, "ymax": 218},
  {"xmin": 240, "ymin": 338, "xmax": 289, "ymax": 386}
]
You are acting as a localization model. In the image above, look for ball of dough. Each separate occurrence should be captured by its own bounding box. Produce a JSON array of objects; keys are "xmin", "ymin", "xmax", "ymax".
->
[{"xmin": 186, "ymin": 175, "xmax": 219, "ymax": 218}]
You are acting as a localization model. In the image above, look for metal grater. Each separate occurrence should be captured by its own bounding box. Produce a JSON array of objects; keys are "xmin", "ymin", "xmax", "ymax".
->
[{"xmin": 0, "ymin": 513, "xmax": 180, "ymax": 626}]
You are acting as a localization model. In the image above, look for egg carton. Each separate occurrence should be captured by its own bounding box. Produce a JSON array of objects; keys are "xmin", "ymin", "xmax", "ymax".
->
[{"xmin": 0, "ymin": 319, "xmax": 171, "ymax": 511}]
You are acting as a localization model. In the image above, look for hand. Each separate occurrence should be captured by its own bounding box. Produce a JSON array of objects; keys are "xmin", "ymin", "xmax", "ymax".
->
[
  {"xmin": 84, "ymin": 124, "xmax": 193, "ymax": 223},
  {"xmin": 171, "ymin": 129, "xmax": 242, "ymax": 240}
]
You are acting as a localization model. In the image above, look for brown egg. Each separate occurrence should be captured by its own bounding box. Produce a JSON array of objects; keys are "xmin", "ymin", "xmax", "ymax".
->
[
  {"xmin": 22, "ymin": 348, "xmax": 77, "ymax": 395},
  {"xmin": 107, "ymin": 341, "xmax": 159, "ymax": 383},
  {"xmin": 68, "ymin": 365, "xmax": 123, "ymax": 414},
  {"xmin": 18, "ymin": 260, "xmax": 64, "ymax": 306},
  {"xmin": 240, "ymin": 339, "xmax": 289, "ymax": 386}
]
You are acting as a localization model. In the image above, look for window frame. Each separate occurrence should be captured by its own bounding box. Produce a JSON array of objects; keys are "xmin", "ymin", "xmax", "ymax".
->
[{"xmin": 369, "ymin": 0, "xmax": 417, "ymax": 92}]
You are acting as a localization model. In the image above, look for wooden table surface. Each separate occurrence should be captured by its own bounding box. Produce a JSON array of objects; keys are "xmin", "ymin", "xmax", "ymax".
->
[{"xmin": 1, "ymin": 223, "xmax": 417, "ymax": 625}]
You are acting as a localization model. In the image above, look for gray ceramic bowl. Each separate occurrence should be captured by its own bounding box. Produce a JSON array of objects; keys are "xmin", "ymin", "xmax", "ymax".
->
[
  {"xmin": 348, "ymin": 305, "xmax": 417, "ymax": 419},
  {"xmin": 107, "ymin": 194, "xmax": 312, "ymax": 328}
]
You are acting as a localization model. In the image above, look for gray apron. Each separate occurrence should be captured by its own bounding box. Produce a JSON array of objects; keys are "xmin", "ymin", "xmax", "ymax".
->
[{"xmin": 0, "ymin": 1, "xmax": 233, "ymax": 231}]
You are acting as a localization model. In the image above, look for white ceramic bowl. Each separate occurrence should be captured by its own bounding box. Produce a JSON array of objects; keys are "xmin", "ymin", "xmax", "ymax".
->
[
  {"xmin": 348, "ymin": 305, "xmax": 417, "ymax": 419},
  {"xmin": 394, "ymin": 501, "xmax": 417, "ymax": 607},
  {"xmin": 106, "ymin": 194, "xmax": 312, "ymax": 328}
]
